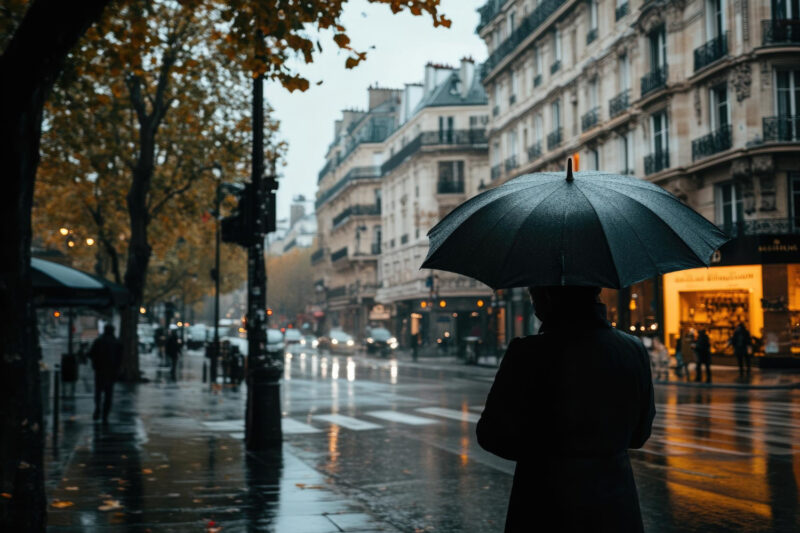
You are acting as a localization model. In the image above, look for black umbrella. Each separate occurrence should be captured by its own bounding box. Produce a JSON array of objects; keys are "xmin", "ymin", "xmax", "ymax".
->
[{"xmin": 422, "ymin": 161, "xmax": 729, "ymax": 289}]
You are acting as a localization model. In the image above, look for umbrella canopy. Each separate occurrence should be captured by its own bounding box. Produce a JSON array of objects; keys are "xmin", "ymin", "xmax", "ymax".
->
[
  {"xmin": 31, "ymin": 258, "xmax": 130, "ymax": 308},
  {"xmin": 422, "ymin": 162, "xmax": 729, "ymax": 289}
]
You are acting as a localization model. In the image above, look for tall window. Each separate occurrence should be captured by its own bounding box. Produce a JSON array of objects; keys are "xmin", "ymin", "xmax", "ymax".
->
[
  {"xmin": 773, "ymin": 0, "xmax": 799, "ymax": 19},
  {"xmin": 618, "ymin": 134, "xmax": 630, "ymax": 173},
  {"xmin": 587, "ymin": 148, "xmax": 599, "ymax": 170},
  {"xmin": 649, "ymin": 26, "xmax": 667, "ymax": 70},
  {"xmin": 508, "ymin": 130, "xmax": 518, "ymax": 157},
  {"xmin": 438, "ymin": 116, "xmax": 454, "ymax": 143},
  {"xmin": 589, "ymin": 0, "xmax": 599, "ymax": 31},
  {"xmin": 776, "ymin": 70, "xmax": 800, "ymax": 139},
  {"xmin": 710, "ymin": 85, "xmax": 729, "ymax": 130},
  {"xmin": 551, "ymin": 100, "xmax": 561, "ymax": 130},
  {"xmin": 706, "ymin": 0, "xmax": 725, "ymax": 38},
  {"xmin": 589, "ymin": 79, "xmax": 599, "ymax": 109},
  {"xmin": 619, "ymin": 54, "xmax": 630, "ymax": 90},
  {"xmin": 510, "ymin": 69, "xmax": 518, "ymax": 98},
  {"xmin": 492, "ymin": 141, "xmax": 501, "ymax": 165},
  {"xmin": 553, "ymin": 29, "xmax": 562, "ymax": 63},
  {"xmin": 437, "ymin": 161, "xmax": 465, "ymax": 193},
  {"xmin": 716, "ymin": 182, "xmax": 743, "ymax": 229},
  {"xmin": 651, "ymin": 110, "xmax": 669, "ymax": 154},
  {"xmin": 509, "ymin": 11, "xmax": 516, "ymax": 32},
  {"xmin": 534, "ymin": 113, "xmax": 543, "ymax": 142}
]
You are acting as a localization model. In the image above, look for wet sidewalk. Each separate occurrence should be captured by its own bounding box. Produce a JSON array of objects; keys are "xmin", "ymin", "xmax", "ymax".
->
[{"xmin": 44, "ymin": 358, "xmax": 400, "ymax": 532}]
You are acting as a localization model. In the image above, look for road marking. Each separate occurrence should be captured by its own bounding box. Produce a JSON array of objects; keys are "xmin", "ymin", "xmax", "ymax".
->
[
  {"xmin": 469, "ymin": 405, "xmax": 485, "ymax": 412},
  {"xmin": 365, "ymin": 410, "xmax": 439, "ymax": 425},
  {"xmin": 315, "ymin": 414, "xmax": 382, "ymax": 431},
  {"xmin": 229, "ymin": 432, "xmax": 245, "ymax": 439},
  {"xmin": 416, "ymin": 407, "xmax": 480, "ymax": 423},
  {"xmin": 282, "ymin": 418, "xmax": 322, "ymax": 434},
  {"xmin": 202, "ymin": 420, "xmax": 244, "ymax": 431}
]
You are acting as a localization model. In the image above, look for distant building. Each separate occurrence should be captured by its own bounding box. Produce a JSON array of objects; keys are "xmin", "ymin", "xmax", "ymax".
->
[{"xmin": 266, "ymin": 198, "xmax": 317, "ymax": 256}]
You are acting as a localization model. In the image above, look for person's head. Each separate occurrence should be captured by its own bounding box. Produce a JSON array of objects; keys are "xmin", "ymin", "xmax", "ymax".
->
[
  {"xmin": 527, "ymin": 285, "xmax": 601, "ymax": 322},
  {"xmin": 104, "ymin": 324, "xmax": 115, "ymax": 336}
]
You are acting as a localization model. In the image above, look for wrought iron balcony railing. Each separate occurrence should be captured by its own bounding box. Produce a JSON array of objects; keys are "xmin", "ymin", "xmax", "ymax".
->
[
  {"xmin": 615, "ymin": 2, "xmax": 629, "ymax": 21},
  {"xmin": 330, "ymin": 248, "xmax": 348, "ymax": 263},
  {"xmin": 644, "ymin": 150, "xmax": 670, "ymax": 175},
  {"xmin": 371, "ymin": 243, "xmax": 381, "ymax": 255},
  {"xmin": 586, "ymin": 28, "xmax": 597, "ymax": 45},
  {"xmin": 694, "ymin": 32, "xmax": 728, "ymax": 72},
  {"xmin": 380, "ymin": 129, "xmax": 488, "ymax": 175},
  {"xmin": 762, "ymin": 18, "xmax": 800, "ymax": 45},
  {"xmin": 581, "ymin": 107, "xmax": 600, "ymax": 132},
  {"xmin": 527, "ymin": 141, "xmax": 542, "ymax": 161},
  {"xmin": 331, "ymin": 204, "xmax": 381, "ymax": 228},
  {"xmin": 437, "ymin": 180, "xmax": 465, "ymax": 194},
  {"xmin": 493, "ymin": 105, "xmax": 500, "ymax": 117},
  {"xmin": 534, "ymin": 73, "xmax": 542, "ymax": 87},
  {"xmin": 550, "ymin": 60, "xmax": 561, "ymax": 74},
  {"xmin": 691, "ymin": 124, "xmax": 732, "ymax": 161},
  {"xmin": 317, "ymin": 160, "xmax": 333, "ymax": 182},
  {"xmin": 311, "ymin": 248, "xmax": 325, "ymax": 265},
  {"xmin": 547, "ymin": 128, "xmax": 562, "ymax": 150},
  {"xmin": 509, "ymin": 94, "xmax": 517, "ymax": 105},
  {"xmin": 763, "ymin": 115, "xmax": 800, "ymax": 142},
  {"xmin": 491, "ymin": 164, "xmax": 502, "ymax": 180},
  {"xmin": 720, "ymin": 218, "xmax": 800, "ymax": 238},
  {"xmin": 476, "ymin": 0, "xmax": 513, "ymax": 33},
  {"xmin": 315, "ymin": 165, "xmax": 381, "ymax": 209},
  {"xmin": 609, "ymin": 89, "xmax": 630, "ymax": 118},
  {"xmin": 641, "ymin": 65, "xmax": 668, "ymax": 97},
  {"xmin": 481, "ymin": 0, "xmax": 565, "ymax": 79},
  {"xmin": 505, "ymin": 155, "xmax": 518, "ymax": 172}
]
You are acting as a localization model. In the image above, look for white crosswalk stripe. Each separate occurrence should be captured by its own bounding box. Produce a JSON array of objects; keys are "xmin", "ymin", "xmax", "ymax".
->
[
  {"xmin": 282, "ymin": 418, "xmax": 323, "ymax": 434},
  {"xmin": 314, "ymin": 414, "xmax": 382, "ymax": 431},
  {"xmin": 416, "ymin": 407, "xmax": 481, "ymax": 423},
  {"xmin": 365, "ymin": 410, "xmax": 439, "ymax": 425}
]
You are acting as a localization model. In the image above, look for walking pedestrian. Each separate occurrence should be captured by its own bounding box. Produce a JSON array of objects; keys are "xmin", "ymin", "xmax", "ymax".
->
[
  {"xmin": 694, "ymin": 329, "xmax": 712, "ymax": 383},
  {"xmin": 477, "ymin": 286, "xmax": 655, "ymax": 533},
  {"xmin": 650, "ymin": 337, "xmax": 670, "ymax": 380},
  {"xmin": 88, "ymin": 324, "xmax": 122, "ymax": 423},
  {"xmin": 681, "ymin": 328, "xmax": 696, "ymax": 381},
  {"xmin": 165, "ymin": 330, "xmax": 181, "ymax": 381},
  {"xmin": 729, "ymin": 323, "xmax": 752, "ymax": 376}
]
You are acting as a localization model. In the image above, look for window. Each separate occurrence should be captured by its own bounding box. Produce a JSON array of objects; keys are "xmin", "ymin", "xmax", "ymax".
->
[
  {"xmin": 587, "ymin": 148, "xmax": 599, "ymax": 170},
  {"xmin": 552, "ymin": 100, "xmax": 561, "ymax": 130},
  {"xmin": 374, "ymin": 188, "xmax": 382, "ymax": 210},
  {"xmin": 534, "ymin": 114, "xmax": 543, "ymax": 142},
  {"xmin": 618, "ymin": 134, "xmax": 630, "ymax": 173},
  {"xmin": 510, "ymin": 69, "xmax": 518, "ymax": 99},
  {"xmin": 589, "ymin": 79, "xmax": 599, "ymax": 109},
  {"xmin": 619, "ymin": 54, "xmax": 630, "ymax": 90},
  {"xmin": 509, "ymin": 11, "xmax": 516, "ymax": 32},
  {"xmin": 553, "ymin": 29, "xmax": 562, "ymax": 62},
  {"xmin": 508, "ymin": 130, "xmax": 518, "ymax": 157},
  {"xmin": 773, "ymin": 0, "xmax": 799, "ymax": 18},
  {"xmin": 710, "ymin": 85, "xmax": 729, "ymax": 130},
  {"xmin": 651, "ymin": 110, "xmax": 669, "ymax": 154},
  {"xmin": 716, "ymin": 182, "xmax": 743, "ymax": 228},
  {"xmin": 706, "ymin": 0, "xmax": 725, "ymax": 38},
  {"xmin": 589, "ymin": 0, "xmax": 598, "ymax": 31},
  {"xmin": 649, "ymin": 26, "xmax": 667, "ymax": 70},
  {"xmin": 470, "ymin": 115, "xmax": 488, "ymax": 128},
  {"xmin": 534, "ymin": 45, "xmax": 543, "ymax": 76},
  {"xmin": 438, "ymin": 161, "xmax": 465, "ymax": 193},
  {"xmin": 438, "ymin": 116, "xmax": 454, "ymax": 143},
  {"xmin": 492, "ymin": 141, "xmax": 501, "ymax": 165},
  {"xmin": 776, "ymin": 70, "xmax": 800, "ymax": 116}
]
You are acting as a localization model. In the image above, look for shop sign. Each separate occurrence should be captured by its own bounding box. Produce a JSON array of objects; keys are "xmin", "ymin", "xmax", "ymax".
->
[
  {"xmin": 712, "ymin": 234, "xmax": 800, "ymax": 266},
  {"xmin": 369, "ymin": 304, "xmax": 390, "ymax": 320}
]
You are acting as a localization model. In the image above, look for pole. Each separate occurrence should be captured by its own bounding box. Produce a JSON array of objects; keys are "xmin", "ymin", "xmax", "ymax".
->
[
  {"xmin": 245, "ymin": 69, "xmax": 282, "ymax": 450},
  {"xmin": 67, "ymin": 309, "xmax": 73, "ymax": 357},
  {"xmin": 212, "ymin": 183, "xmax": 221, "ymax": 385}
]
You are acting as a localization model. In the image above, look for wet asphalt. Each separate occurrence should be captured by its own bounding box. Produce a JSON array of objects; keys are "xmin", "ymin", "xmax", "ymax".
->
[{"xmin": 44, "ymin": 347, "xmax": 800, "ymax": 532}]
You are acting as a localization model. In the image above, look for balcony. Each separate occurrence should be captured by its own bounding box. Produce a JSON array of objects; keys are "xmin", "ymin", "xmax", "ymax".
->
[
  {"xmin": 550, "ymin": 60, "xmax": 561, "ymax": 74},
  {"xmin": 476, "ymin": 0, "xmax": 513, "ymax": 33},
  {"xmin": 331, "ymin": 204, "xmax": 381, "ymax": 229},
  {"xmin": 371, "ymin": 242, "xmax": 381, "ymax": 255},
  {"xmin": 481, "ymin": 0, "xmax": 565, "ymax": 79},
  {"xmin": 581, "ymin": 107, "xmax": 600, "ymax": 132},
  {"xmin": 720, "ymin": 218, "xmax": 800, "ymax": 238},
  {"xmin": 315, "ymin": 165, "xmax": 381, "ymax": 209},
  {"xmin": 586, "ymin": 28, "xmax": 597, "ymax": 45},
  {"xmin": 615, "ymin": 2, "xmax": 628, "ymax": 20},
  {"xmin": 491, "ymin": 164, "xmax": 502, "ymax": 180},
  {"xmin": 762, "ymin": 19, "xmax": 800, "ymax": 45},
  {"xmin": 527, "ymin": 142, "xmax": 542, "ymax": 161},
  {"xmin": 328, "ymin": 285, "xmax": 347, "ymax": 298},
  {"xmin": 641, "ymin": 65, "xmax": 668, "ymax": 97},
  {"xmin": 317, "ymin": 160, "xmax": 333, "ymax": 183},
  {"xmin": 505, "ymin": 155, "xmax": 519, "ymax": 172},
  {"xmin": 380, "ymin": 129, "xmax": 488, "ymax": 175},
  {"xmin": 311, "ymin": 248, "xmax": 325, "ymax": 265},
  {"xmin": 509, "ymin": 94, "xmax": 517, "ymax": 106},
  {"xmin": 547, "ymin": 128, "xmax": 562, "ymax": 150},
  {"xmin": 644, "ymin": 150, "xmax": 670, "ymax": 175},
  {"xmin": 609, "ymin": 89, "xmax": 630, "ymax": 118},
  {"xmin": 691, "ymin": 124, "xmax": 732, "ymax": 161},
  {"xmin": 331, "ymin": 247, "xmax": 348, "ymax": 263},
  {"xmin": 534, "ymin": 73, "xmax": 542, "ymax": 87},
  {"xmin": 694, "ymin": 32, "xmax": 728, "ymax": 72},
  {"xmin": 437, "ymin": 180, "xmax": 465, "ymax": 194},
  {"xmin": 763, "ymin": 115, "xmax": 800, "ymax": 142}
]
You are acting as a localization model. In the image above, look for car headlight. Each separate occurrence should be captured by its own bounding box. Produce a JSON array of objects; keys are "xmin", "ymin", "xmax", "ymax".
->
[
  {"xmin": 367, "ymin": 337, "xmax": 374, "ymax": 343},
  {"xmin": 389, "ymin": 342, "xmax": 399, "ymax": 349},
  {"xmin": 331, "ymin": 338, "xmax": 338, "ymax": 345},
  {"xmin": 300, "ymin": 339, "xmax": 306, "ymax": 345},
  {"xmin": 312, "ymin": 339, "xmax": 319, "ymax": 348},
  {"xmin": 346, "ymin": 339, "xmax": 354, "ymax": 346},
  {"xmin": 388, "ymin": 337, "xmax": 397, "ymax": 344}
]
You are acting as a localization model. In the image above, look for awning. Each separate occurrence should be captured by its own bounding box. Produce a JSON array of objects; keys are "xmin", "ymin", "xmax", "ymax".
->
[{"xmin": 31, "ymin": 258, "xmax": 130, "ymax": 308}]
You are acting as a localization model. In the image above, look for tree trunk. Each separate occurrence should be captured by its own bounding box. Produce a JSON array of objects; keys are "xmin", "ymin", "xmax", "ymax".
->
[{"xmin": 0, "ymin": 1, "xmax": 111, "ymax": 529}]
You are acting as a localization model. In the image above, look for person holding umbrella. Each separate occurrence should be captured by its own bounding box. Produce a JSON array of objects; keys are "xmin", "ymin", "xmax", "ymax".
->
[{"xmin": 422, "ymin": 160, "xmax": 728, "ymax": 532}]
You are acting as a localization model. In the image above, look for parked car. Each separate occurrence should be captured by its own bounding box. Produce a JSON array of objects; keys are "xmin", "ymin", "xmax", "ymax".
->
[
  {"xmin": 299, "ymin": 335, "xmax": 319, "ymax": 349},
  {"xmin": 137, "ymin": 323, "xmax": 156, "ymax": 353},
  {"xmin": 187, "ymin": 323, "xmax": 209, "ymax": 349},
  {"xmin": 318, "ymin": 329, "xmax": 356, "ymax": 354},
  {"xmin": 267, "ymin": 328, "xmax": 285, "ymax": 356},
  {"xmin": 283, "ymin": 328, "xmax": 302, "ymax": 346},
  {"xmin": 365, "ymin": 327, "xmax": 398, "ymax": 356}
]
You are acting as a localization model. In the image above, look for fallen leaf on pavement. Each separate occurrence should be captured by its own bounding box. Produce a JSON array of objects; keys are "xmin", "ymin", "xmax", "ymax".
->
[
  {"xmin": 98, "ymin": 499, "xmax": 122, "ymax": 511},
  {"xmin": 50, "ymin": 500, "xmax": 74, "ymax": 508},
  {"xmin": 65, "ymin": 486, "xmax": 79, "ymax": 491},
  {"xmin": 142, "ymin": 468, "xmax": 153, "ymax": 474},
  {"xmin": 1, "ymin": 493, "xmax": 13, "ymax": 499}
]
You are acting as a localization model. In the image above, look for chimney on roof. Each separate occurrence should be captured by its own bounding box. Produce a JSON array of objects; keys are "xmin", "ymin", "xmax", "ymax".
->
[
  {"xmin": 368, "ymin": 85, "xmax": 397, "ymax": 110},
  {"xmin": 459, "ymin": 57, "xmax": 475, "ymax": 99}
]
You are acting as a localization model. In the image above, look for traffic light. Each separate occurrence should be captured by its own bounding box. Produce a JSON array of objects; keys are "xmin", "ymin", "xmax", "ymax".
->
[{"xmin": 221, "ymin": 183, "xmax": 256, "ymax": 246}]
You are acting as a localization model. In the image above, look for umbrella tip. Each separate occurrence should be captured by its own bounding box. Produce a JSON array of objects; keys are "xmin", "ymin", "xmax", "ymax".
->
[{"xmin": 566, "ymin": 158, "xmax": 574, "ymax": 183}]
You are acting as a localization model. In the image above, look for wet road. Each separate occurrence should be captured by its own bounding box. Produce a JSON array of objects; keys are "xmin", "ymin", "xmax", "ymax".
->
[{"xmin": 46, "ymin": 349, "xmax": 800, "ymax": 532}]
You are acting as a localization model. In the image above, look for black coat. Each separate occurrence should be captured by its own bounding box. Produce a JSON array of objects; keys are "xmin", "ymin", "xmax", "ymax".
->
[
  {"xmin": 476, "ymin": 304, "xmax": 655, "ymax": 533},
  {"xmin": 89, "ymin": 333, "xmax": 122, "ymax": 384}
]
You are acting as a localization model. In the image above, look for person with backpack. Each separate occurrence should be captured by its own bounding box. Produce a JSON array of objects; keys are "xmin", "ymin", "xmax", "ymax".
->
[{"xmin": 88, "ymin": 324, "xmax": 123, "ymax": 423}]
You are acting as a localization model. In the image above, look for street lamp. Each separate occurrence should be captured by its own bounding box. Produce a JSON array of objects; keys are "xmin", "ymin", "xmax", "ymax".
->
[{"xmin": 211, "ymin": 162, "xmax": 223, "ymax": 386}]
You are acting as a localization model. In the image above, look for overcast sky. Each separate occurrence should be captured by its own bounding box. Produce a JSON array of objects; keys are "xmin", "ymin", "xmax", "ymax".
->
[{"xmin": 266, "ymin": 0, "xmax": 488, "ymax": 222}]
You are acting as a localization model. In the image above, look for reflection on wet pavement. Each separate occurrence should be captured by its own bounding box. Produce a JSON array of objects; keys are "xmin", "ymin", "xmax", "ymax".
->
[{"xmin": 45, "ymin": 349, "xmax": 799, "ymax": 532}]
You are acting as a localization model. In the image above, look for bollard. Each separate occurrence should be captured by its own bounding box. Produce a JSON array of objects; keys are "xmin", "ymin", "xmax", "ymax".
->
[{"xmin": 53, "ymin": 365, "xmax": 60, "ymax": 437}]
